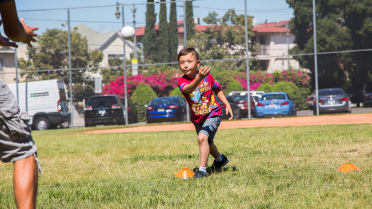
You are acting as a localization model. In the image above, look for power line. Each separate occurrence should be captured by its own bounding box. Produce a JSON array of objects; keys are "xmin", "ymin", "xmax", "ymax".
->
[{"xmin": 4, "ymin": 48, "xmax": 371, "ymax": 76}]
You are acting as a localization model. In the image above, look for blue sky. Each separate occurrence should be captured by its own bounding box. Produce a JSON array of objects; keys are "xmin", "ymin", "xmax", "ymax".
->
[{"xmin": 15, "ymin": 0, "xmax": 293, "ymax": 34}]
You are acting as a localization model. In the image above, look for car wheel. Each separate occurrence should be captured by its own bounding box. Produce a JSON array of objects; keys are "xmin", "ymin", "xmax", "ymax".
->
[{"xmin": 34, "ymin": 117, "xmax": 50, "ymax": 130}]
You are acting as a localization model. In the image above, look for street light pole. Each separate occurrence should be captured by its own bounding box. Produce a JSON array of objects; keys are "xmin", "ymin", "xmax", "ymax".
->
[
  {"xmin": 244, "ymin": 0, "xmax": 251, "ymax": 119},
  {"xmin": 116, "ymin": 2, "xmax": 129, "ymax": 125},
  {"xmin": 312, "ymin": 0, "xmax": 319, "ymax": 116}
]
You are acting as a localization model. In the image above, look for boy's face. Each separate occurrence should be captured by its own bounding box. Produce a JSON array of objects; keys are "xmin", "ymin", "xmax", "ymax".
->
[{"xmin": 178, "ymin": 52, "xmax": 200, "ymax": 78}]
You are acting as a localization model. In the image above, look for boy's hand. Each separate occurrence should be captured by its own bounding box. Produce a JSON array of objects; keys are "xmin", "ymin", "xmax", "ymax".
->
[
  {"xmin": 198, "ymin": 66, "xmax": 210, "ymax": 79},
  {"xmin": 20, "ymin": 18, "xmax": 38, "ymax": 47},
  {"xmin": 225, "ymin": 104, "xmax": 233, "ymax": 120}
]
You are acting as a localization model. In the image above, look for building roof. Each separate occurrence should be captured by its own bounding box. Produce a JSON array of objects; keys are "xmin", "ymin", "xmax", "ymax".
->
[
  {"xmin": 75, "ymin": 24, "xmax": 136, "ymax": 51},
  {"xmin": 252, "ymin": 20, "xmax": 290, "ymax": 33},
  {"xmin": 135, "ymin": 20, "xmax": 209, "ymax": 37}
]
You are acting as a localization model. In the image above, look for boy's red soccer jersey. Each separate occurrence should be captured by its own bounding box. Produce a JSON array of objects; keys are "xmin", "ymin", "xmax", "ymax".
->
[{"xmin": 177, "ymin": 73, "xmax": 222, "ymax": 124}]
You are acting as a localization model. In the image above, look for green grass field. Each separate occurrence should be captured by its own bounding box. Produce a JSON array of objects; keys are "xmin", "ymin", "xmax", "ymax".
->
[{"xmin": 1, "ymin": 123, "xmax": 371, "ymax": 208}]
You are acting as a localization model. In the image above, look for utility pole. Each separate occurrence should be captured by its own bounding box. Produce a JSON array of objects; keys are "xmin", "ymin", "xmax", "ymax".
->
[
  {"xmin": 131, "ymin": 6, "xmax": 138, "ymax": 76},
  {"xmin": 67, "ymin": 9, "xmax": 73, "ymax": 127},
  {"xmin": 244, "ymin": 0, "xmax": 251, "ymax": 119},
  {"xmin": 312, "ymin": 0, "xmax": 319, "ymax": 116},
  {"xmin": 184, "ymin": 0, "xmax": 190, "ymax": 122}
]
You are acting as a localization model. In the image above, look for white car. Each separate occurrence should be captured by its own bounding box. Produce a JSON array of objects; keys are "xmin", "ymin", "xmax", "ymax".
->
[{"xmin": 228, "ymin": 91, "xmax": 265, "ymax": 105}]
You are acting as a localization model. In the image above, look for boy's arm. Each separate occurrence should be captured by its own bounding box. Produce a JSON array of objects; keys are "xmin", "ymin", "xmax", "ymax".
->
[
  {"xmin": 215, "ymin": 89, "xmax": 233, "ymax": 120},
  {"xmin": 0, "ymin": 0, "xmax": 38, "ymax": 47},
  {"xmin": 182, "ymin": 66, "xmax": 210, "ymax": 94}
]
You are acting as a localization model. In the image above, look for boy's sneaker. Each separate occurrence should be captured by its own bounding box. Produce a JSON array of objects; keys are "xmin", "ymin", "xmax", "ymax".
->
[
  {"xmin": 193, "ymin": 170, "xmax": 209, "ymax": 178},
  {"xmin": 212, "ymin": 154, "xmax": 229, "ymax": 172}
]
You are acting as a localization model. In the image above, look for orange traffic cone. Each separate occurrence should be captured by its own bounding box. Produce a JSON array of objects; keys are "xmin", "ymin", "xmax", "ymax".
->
[
  {"xmin": 175, "ymin": 168, "xmax": 194, "ymax": 179},
  {"xmin": 337, "ymin": 163, "xmax": 359, "ymax": 173}
]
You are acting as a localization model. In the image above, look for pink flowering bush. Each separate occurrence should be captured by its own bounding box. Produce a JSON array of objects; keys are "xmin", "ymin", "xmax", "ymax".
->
[
  {"xmin": 234, "ymin": 70, "xmax": 310, "ymax": 90},
  {"xmin": 102, "ymin": 71, "xmax": 180, "ymax": 97}
]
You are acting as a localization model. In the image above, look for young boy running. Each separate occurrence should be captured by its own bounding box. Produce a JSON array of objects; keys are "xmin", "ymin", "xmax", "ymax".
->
[{"xmin": 177, "ymin": 47, "xmax": 233, "ymax": 178}]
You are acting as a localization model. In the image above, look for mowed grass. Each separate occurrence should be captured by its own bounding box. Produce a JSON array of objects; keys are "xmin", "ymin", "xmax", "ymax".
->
[{"xmin": 1, "ymin": 123, "xmax": 372, "ymax": 208}]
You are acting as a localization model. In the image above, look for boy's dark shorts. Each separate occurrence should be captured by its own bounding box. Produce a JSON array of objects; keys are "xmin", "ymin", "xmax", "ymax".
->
[
  {"xmin": 0, "ymin": 80, "xmax": 38, "ymax": 164},
  {"xmin": 193, "ymin": 115, "xmax": 222, "ymax": 144}
]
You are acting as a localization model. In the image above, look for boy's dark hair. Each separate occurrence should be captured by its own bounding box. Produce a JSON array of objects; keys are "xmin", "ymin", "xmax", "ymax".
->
[{"xmin": 178, "ymin": 47, "xmax": 199, "ymax": 61}]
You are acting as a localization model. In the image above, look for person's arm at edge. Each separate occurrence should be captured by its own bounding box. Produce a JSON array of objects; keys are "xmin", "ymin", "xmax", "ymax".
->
[
  {"xmin": 215, "ymin": 89, "xmax": 233, "ymax": 120},
  {"xmin": 0, "ymin": 1, "xmax": 38, "ymax": 46}
]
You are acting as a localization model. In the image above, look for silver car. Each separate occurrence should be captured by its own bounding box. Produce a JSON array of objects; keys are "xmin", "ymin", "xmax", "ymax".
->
[{"xmin": 313, "ymin": 88, "xmax": 351, "ymax": 115}]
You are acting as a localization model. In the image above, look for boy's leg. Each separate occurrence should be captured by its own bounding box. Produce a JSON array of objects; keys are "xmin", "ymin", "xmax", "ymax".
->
[
  {"xmin": 13, "ymin": 155, "xmax": 38, "ymax": 209},
  {"xmin": 197, "ymin": 132, "xmax": 209, "ymax": 168},
  {"xmin": 209, "ymin": 142, "xmax": 220, "ymax": 159}
]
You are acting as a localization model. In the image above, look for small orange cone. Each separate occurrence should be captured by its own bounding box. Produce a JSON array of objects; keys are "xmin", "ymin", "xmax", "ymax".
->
[
  {"xmin": 337, "ymin": 163, "xmax": 359, "ymax": 173},
  {"xmin": 175, "ymin": 168, "xmax": 194, "ymax": 179}
]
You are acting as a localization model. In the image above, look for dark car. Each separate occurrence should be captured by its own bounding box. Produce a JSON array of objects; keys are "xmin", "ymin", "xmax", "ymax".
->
[
  {"xmin": 362, "ymin": 85, "xmax": 372, "ymax": 107},
  {"xmin": 84, "ymin": 95, "xmax": 124, "ymax": 127},
  {"xmin": 216, "ymin": 96, "xmax": 240, "ymax": 120},
  {"xmin": 226, "ymin": 95, "xmax": 256, "ymax": 118},
  {"xmin": 120, "ymin": 97, "xmax": 137, "ymax": 124},
  {"xmin": 146, "ymin": 96, "xmax": 186, "ymax": 123},
  {"xmin": 313, "ymin": 88, "xmax": 351, "ymax": 114}
]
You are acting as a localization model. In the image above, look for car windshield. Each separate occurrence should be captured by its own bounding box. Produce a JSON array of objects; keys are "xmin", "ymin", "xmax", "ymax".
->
[
  {"xmin": 150, "ymin": 97, "xmax": 179, "ymax": 106},
  {"xmin": 319, "ymin": 89, "xmax": 344, "ymax": 96},
  {"xmin": 88, "ymin": 96, "xmax": 118, "ymax": 108},
  {"xmin": 230, "ymin": 95, "xmax": 253, "ymax": 102},
  {"xmin": 261, "ymin": 94, "xmax": 286, "ymax": 100}
]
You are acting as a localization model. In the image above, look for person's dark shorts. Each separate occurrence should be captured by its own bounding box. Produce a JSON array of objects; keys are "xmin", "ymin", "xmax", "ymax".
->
[
  {"xmin": 0, "ymin": 80, "xmax": 39, "ymax": 166},
  {"xmin": 193, "ymin": 115, "xmax": 222, "ymax": 144}
]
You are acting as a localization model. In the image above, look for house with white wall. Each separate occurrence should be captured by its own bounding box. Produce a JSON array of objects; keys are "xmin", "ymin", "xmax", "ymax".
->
[{"xmin": 253, "ymin": 20, "xmax": 300, "ymax": 72}]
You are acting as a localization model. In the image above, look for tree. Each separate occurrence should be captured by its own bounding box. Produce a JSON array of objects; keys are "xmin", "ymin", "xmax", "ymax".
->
[
  {"xmin": 143, "ymin": 0, "xmax": 158, "ymax": 62},
  {"xmin": 343, "ymin": 0, "xmax": 372, "ymax": 97},
  {"xmin": 158, "ymin": 0, "xmax": 170, "ymax": 62},
  {"xmin": 189, "ymin": 9, "xmax": 255, "ymax": 64},
  {"xmin": 169, "ymin": 0, "xmax": 179, "ymax": 62},
  {"xmin": 286, "ymin": 0, "xmax": 364, "ymax": 91},
  {"xmin": 185, "ymin": 0, "xmax": 194, "ymax": 41},
  {"xmin": 18, "ymin": 28, "xmax": 103, "ymax": 103},
  {"xmin": 131, "ymin": 83, "xmax": 157, "ymax": 121}
]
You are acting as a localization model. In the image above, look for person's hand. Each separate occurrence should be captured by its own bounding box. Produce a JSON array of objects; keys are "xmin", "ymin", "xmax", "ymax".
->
[
  {"xmin": 225, "ymin": 104, "xmax": 233, "ymax": 120},
  {"xmin": 20, "ymin": 18, "xmax": 38, "ymax": 47},
  {"xmin": 198, "ymin": 65, "xmax": 210, "ymax": 79}
]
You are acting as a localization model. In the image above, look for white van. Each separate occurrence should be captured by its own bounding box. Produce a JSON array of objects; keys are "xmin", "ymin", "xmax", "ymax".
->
[{"xmin": 8, "ymin": 79, "xmax": 70, "ymax": 130}]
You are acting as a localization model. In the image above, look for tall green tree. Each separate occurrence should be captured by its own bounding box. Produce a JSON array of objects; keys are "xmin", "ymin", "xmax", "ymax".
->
[
  {"xmin": 158, "ymin": 0, "xmax": 170, "ymax": 62},
  {"xmin": 143, "ymin": 0, "xmax": 158, "ymax": 62},
  {"xmin": 185, "ymin": 0, "xmax": 194, "ymax": 41},
  {"xmin": 169, "ymin": 0, "xmax": 179, "ymax": 62},
  {"xmin": 343, "ymin": 0, "xmax": 372, "ymax": 93},
  {"xmin": 286, "ymin": 0, "xmax": 354, "ymax": 90},
  {"xmin": 18, "ymin": 28, "xmax": 103, "ymax": 102}
]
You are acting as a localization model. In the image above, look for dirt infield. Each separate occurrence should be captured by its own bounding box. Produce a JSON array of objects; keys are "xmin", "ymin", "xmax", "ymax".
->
[{"xmin": 86, "ymin": 113, "xmax": 372, "ymax": 134}]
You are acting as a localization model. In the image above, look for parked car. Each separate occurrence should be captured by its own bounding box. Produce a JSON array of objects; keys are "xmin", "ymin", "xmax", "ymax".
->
[
  {"xmin": 306, "ymin": 92, "xmax": 315, "ymax": 110},
  {"xmin": 228, "ymin": 90, "xmax": 265, "ymax": 105},
  {"xmin": 312, "ymin": 88, "xmax": 351, "ymax": 115},
  {"xmin": 146, "ymin": 96, "xmax": 186, "ymax": 123},
  {"xmin": 84, "ymin": 95, "xmax": 124, "ymax": 127},
  {"xmin": 120, "ymin": 97, "xmax": 137, "ymax": 124},
  {"xmin": 216, "ymin": 96, "xmax": 240, "ymax": 120},
  {"xmin": 226, "ymin": 95, "xmax": 256, "ymax": 118},
  {"xmin": 8, "ymin": 79, "xmax": 70, "ymax": 130},
  {"xmin": 362, "ymin": 85, "xmax": 372, "ymax": 107},
  {"xmin": 363, "ymin": 92, "xmax": 372, "ymax": 107},
  {"xmin": 255, "ymin": 92, "xmax": 296, "ymax": 117}
]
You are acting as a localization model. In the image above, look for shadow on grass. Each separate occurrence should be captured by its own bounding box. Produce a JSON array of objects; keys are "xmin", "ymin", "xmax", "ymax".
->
[{"xmin": 192, "ymin": 166, "xmax": 237, "ymax": 175}]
